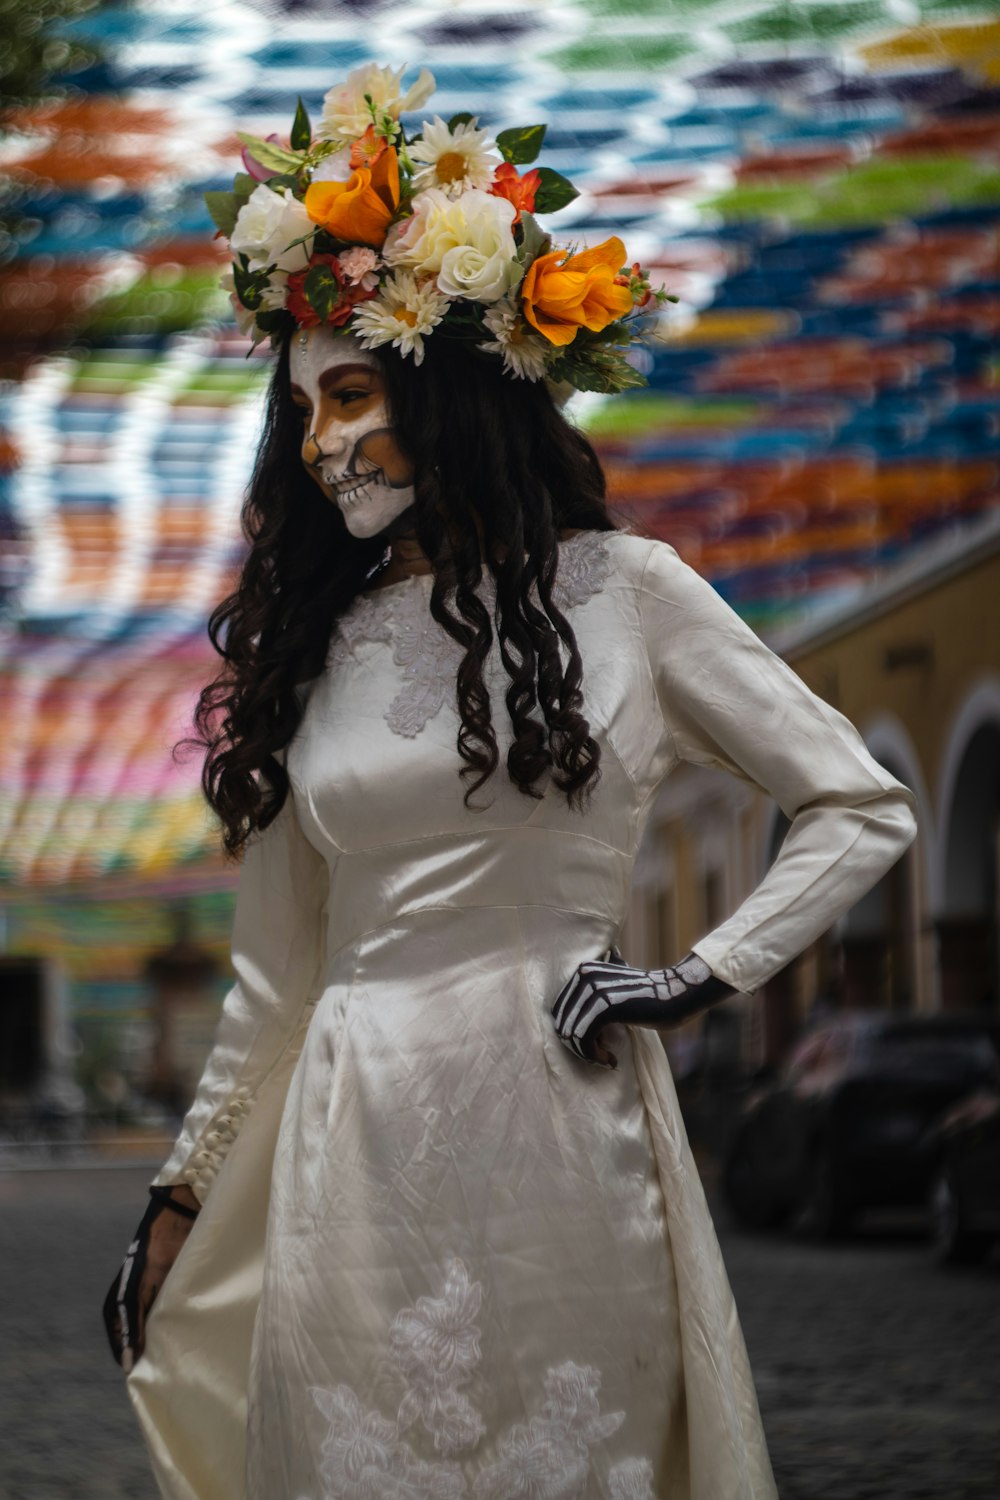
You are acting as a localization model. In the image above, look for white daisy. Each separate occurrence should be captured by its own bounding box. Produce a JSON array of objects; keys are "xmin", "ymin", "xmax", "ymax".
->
[
  {"xmin": 259, "ymin": 270, "xmax": 289, "ymax": 310},
  {"xmin": 409, "ymin": 116, "xmax": 501, "ymax": 198},
  {"xmin": 351, "ymin": 270, "xmax": 449, "ymax": 365},
  {"xmin": 480, "ymin": 296, "xmax": 552, "ymax": 381}
]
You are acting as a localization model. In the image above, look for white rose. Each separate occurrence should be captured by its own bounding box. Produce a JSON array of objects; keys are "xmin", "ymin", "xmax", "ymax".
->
[
  {"xmin": 319, "ymin": 64, "xmax": 435, "ymax": 143},
  {"xmin": 383, "ymin": 188, "xmax": 455, "ymax": 273},
  {"xmin": 437, "ymin": 242, "xmax": 524, "ymax": 303},
  {"xmin": 387, "ymin": 190, "xmax": 519, "ymax": 304},
  {"xmin": 229, "ymin": 185, "xmax": 314, "ymax": 274}
]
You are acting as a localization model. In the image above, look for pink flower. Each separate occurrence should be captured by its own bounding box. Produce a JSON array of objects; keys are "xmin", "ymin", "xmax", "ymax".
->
[
  {"xmin": 241, "ymin": 134, "xmax": 282, "ymax": 182},
  {"xmin": 336, "ymin": 246, "xmax": 381, "ymax": 291}
]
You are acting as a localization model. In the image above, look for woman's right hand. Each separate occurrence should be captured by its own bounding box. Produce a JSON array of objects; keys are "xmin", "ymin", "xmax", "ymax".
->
[
  {"xmin": 551, "ymin": 948, "xmax": 737, "ymax": 1068},
  {"xmin": 102, "ymin": 1185, "xmax": 200, "ymax": 1371}
]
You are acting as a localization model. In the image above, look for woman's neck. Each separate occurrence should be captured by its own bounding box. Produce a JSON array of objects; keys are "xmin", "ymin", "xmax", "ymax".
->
[
  {"xmin": 372, "ymin": 532, "xmax": 431, "ymax": 586},
  {"xmin": 370, "ymin": 526, "xmax": 584, "ymax": 590}
]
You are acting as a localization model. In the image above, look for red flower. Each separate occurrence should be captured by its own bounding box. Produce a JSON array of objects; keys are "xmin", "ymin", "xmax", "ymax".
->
[
  {"xmin": 614, "ymin": 261, "xmax": 653, "ymax": 308},
  {"xmin": 286, "ymin": 253, "xmax": 378, "ymax": 329},
  {"xmin": 489, "ymin": 162, "xmax": 541, "ymax": 224},
  {"xmin": 349, "ymin": 124, "xmax": 389, "ymax": 170}
]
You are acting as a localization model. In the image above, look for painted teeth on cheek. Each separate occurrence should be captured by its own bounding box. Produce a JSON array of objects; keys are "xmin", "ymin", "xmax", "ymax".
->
[
  {"xmin": 337, "ymin": 481, "xmax": 373, "ymax": 508},
  {"xmin": 318, "ymin": 472, "xmax": 373, "ymax": 506}
]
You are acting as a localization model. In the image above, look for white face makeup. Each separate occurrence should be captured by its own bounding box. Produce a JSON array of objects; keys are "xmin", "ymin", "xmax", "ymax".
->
[{"xmin": 289, "ymin": 329, "xmax": 416, "ymax": 539}]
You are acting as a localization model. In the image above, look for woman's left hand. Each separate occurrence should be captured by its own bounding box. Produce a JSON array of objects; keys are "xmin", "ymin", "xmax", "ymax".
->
[{"xmin": 551, "ymin": 948, "xmax": 736, "ymax": 1069}]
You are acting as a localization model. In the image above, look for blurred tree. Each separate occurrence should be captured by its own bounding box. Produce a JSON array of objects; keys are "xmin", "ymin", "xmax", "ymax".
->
[
  {"xmin": 0, "ymin": 0, "xmax": 103, "ymax": 111},
  {"xmin": 0, "ymin": 0, "xmax": 107, "ymax": 262}
]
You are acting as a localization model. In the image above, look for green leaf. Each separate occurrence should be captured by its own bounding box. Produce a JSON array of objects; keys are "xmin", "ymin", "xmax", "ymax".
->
[
  {"xmin": 290, "ymin": 96, "xmax": 312, "ymax": 152},
  {"xmin": 447, "ymin": 111, "xmax": 476, "ymax": 131},
  {"xmin": 261, "ymin": 173, "xmax": 301, "ymax": 193},
  {"xmin": 516, "ymin": 211, "xmax": 550, "ymax": 265},
  {"xmin": 236, "ymin": 131, "xmax": 306, "ymax": 174},
  {"xmin": 549, "ymin": 344, "xmax": 647, "ymax": 395},
  {"xmin": 232, "ymin": 258, "xmax": 267, "ymax": 309},
  {"xmin": 304, "ymin": 262, "xmax": 342, "ymax": 322},
  {"xmin": 254, "ymin": 308, "xmax": 292, "ymax": 334},
  {"xmin": 232, "ymin": 173, "xmax": 258, "ymax": 203},
  {"xmin": 496, "ymin": 124, "xmax": 547, "ymax": 165},
  {"xmin": 532, "ymin": 167, "xmax": 579, "ymax": 215},
  {"xmin": 203, "ymin": 190, "xmax": 243, "ymax": 238}
]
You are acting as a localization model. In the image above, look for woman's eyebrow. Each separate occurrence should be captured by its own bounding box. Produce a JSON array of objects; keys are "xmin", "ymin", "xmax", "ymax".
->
[{"xmin": 318, "ymin": 364, "xmax": 377, "ymax": 392}]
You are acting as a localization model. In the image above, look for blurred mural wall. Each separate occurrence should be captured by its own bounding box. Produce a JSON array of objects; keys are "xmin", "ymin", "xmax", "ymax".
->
[{"xmin": 1, "ymin": 0, "xmax": 999, "ymax": 1105}]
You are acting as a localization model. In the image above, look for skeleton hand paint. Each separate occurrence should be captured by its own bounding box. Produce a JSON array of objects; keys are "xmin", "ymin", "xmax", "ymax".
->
[
  {"xmin": 289, "ymin": 328, "xmax": 416, "ymax": 540},
  {"xmin": 551, "ymin": 947, "xmax": 737, "ymax": 1068},
  {"xmin": 102, "ymin": 1190, "xmax": 198, "ymax": 1371}
]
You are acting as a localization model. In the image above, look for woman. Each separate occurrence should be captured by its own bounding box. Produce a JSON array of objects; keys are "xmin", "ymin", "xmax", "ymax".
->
[{"xmin": 104, "ymin": 67, "xmax": 916, "ymax": 1500}]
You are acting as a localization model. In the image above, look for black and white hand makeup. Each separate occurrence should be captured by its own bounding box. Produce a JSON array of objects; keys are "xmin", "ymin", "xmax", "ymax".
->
[{"xmin": 289, "ymin": 330, "xmax": 417, "ymax": 539}]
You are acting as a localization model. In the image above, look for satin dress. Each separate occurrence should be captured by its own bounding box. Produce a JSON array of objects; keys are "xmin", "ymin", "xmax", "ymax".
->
[{"xmin": 128, "ymin": 529, "xmax": 916, "ymax": 1500}]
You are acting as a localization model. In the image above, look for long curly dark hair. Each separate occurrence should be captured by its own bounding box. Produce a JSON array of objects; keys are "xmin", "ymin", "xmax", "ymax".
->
[{"xmin": 189, "ymin": 332, "xmax": 623, "ymax": 858}]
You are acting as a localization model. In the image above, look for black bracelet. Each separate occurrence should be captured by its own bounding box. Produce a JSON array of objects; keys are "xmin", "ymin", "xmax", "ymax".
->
[{"xmin": 148, "ymin": 1184, "xmax": 200, "ymax": 1220}]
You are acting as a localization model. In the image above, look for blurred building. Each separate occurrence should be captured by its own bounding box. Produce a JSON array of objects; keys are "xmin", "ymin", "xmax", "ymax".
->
[
  {"xmin": 2, "ymin": 2, "xmax": 1000, "ymax": 1087},
  {"xmin": 625, "ymin": 510, "xmax": 1000, "ymax": 1068}
]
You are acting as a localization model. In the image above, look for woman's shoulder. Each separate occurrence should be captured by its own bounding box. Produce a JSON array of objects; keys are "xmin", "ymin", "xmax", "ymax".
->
[
  {"xmin": 549, "ymin": 529, "xmax": 707, "ymax": 630},
  {"xmin": 574, "ymin": 529, "xmax": 741, "ymax": 638},
  {"xmin": 562, "ymin": 528, "xmax": 686, "ymax": 593}
]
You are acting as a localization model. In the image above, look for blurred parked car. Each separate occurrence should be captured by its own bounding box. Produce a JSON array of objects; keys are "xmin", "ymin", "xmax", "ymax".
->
[
  {"xmin": 926, "ymin": 1086, "xmax": 1000, "ymax": 1263},
  {"xmin": 723, "ymin": 1013, "xmax": 1000, "ymax": 1237}
]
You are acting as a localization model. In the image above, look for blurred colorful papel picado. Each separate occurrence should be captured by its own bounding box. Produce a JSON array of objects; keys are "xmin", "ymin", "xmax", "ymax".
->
[{"xmin": 1, "ymin": 0, "xmax": 1000, "ymax": 1036}]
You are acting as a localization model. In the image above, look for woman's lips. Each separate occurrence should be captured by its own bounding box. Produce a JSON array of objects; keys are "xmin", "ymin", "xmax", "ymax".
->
[{"xmin": 322, "ymin": 469, "xmax": 379, "ymax": 507}]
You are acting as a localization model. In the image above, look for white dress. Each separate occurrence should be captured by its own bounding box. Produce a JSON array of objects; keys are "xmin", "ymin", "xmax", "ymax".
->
[{"xmin": 128, "ymin": 530, "xmax": 916, "ymax": 1500}]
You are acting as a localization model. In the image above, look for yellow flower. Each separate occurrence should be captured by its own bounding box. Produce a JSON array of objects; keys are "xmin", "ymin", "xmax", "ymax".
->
[
  {"xmin": 520, "ymin": 237, "xmax": 633, "ymax": 347},
  {"xmin": 318, "ymin": 65, "xmax": 435, "ymax": 144},
  {"xmin": 303, "ymin": 147, "xmax": 400, "ymax": 249}
]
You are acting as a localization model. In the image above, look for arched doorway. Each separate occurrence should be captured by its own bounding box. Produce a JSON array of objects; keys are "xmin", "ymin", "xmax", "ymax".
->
[{"xmin": 939, "ymin": 721, "xmax": 1000, "ymax": 1011}]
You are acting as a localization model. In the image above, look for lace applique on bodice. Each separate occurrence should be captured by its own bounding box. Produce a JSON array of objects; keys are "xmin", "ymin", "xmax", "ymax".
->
[{"xmin": 327, "ymin": 530, "xmax": 615, "ymax": 738}]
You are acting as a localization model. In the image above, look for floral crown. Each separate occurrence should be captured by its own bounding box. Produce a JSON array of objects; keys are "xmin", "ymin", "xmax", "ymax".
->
[{"xmin": 207, "ymin": 63, "xmax": 676, "ymax": 394}]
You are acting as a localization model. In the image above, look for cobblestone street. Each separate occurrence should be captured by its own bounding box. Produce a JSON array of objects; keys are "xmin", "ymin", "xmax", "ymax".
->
[{"xmin": 0, "ymin": 1165, "xmax": 997, "ymax": 1499}]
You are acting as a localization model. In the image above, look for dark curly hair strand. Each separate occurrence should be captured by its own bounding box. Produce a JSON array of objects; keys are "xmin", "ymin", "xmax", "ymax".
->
[{"xmin": 185, "ymin": 332, "xmax": 623, "ymax": 859}]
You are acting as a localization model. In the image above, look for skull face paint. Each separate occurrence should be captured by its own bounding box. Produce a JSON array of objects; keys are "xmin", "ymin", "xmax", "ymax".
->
[{"xmin": 289, "ymin": 329, "xmax": 416, "ymax": 539}]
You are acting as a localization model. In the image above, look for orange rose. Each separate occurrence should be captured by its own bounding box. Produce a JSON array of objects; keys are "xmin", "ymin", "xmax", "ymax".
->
[
  {"xmin": 520, "ymin": 236, "xmax": 633, "ymax": 347},
  {"xmin": 303, "ymin": 146, "xmax": 400, "ymax": 249}
]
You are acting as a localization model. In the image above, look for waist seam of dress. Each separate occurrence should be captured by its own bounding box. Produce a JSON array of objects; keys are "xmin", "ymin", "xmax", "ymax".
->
[
  {"xmin": 317, "ymin": 819, "xmax": 635, "ymax": 860},
  {"xmin": 320, "ymin": 899, "xmax": 622, "ymax": 973}
]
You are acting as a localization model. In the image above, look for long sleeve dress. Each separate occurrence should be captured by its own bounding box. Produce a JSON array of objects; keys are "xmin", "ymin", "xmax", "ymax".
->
[{"xmin": 127, "ymin": 529, "xmax": 917, "ymax": 1500}]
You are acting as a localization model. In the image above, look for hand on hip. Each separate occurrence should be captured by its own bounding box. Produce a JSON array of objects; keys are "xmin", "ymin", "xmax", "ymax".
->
[{"xmin": 551, "ymin": 948, "xmax": 736, "ymax": 1068}]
